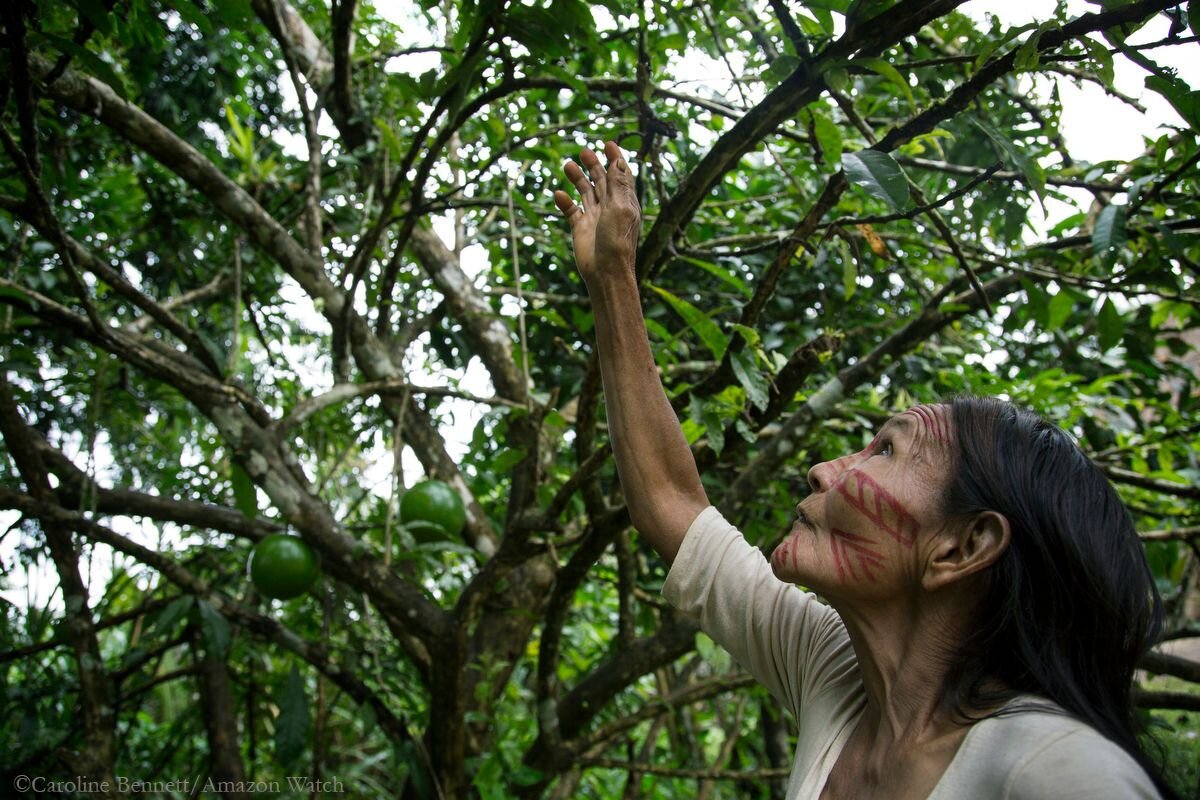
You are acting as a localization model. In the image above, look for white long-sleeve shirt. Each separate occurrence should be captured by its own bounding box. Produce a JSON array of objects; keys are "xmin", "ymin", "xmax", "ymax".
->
[{"xmin": 661, "ymin": 506, "xmax": 1161, "ymax": 799}]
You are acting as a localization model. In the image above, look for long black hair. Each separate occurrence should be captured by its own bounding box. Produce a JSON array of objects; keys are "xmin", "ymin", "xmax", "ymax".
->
[{"xmin": 941, "ymin": 395, "xmax": 1177, "ymax": 799}]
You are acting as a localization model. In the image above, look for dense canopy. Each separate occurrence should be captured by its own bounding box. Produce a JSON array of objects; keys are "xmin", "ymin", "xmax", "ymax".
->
[{"xmin": 1, "ymin": 0, "xmax": 1198, "ymax": 797}]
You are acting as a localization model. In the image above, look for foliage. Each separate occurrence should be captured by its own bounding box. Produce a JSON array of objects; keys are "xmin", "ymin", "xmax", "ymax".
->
[{"xmin": 0, "ymin": 0, "xmax": 1198, "ymax": 797}]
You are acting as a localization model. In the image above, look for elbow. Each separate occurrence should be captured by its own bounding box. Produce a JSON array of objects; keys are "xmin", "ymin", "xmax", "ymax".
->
[{"xmin": 626, "ymin": 485, "xmax": 709, "ymax": 565}]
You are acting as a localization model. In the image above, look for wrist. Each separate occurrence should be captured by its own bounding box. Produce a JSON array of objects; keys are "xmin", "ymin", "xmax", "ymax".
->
[{"xmin": 585, "ymin": 267, "xmax": 638, "ymax": 305}]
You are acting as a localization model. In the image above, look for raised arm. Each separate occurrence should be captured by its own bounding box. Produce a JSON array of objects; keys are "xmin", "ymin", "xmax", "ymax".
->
[{"xmin": 553, "ymin": 141, "xmax": 708, "ymax": 563}]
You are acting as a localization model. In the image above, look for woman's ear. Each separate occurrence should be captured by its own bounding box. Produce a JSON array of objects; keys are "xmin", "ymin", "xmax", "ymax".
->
[{"xmin": 922, "ymin": 511, "xmax": 1011, "ymax": 591}]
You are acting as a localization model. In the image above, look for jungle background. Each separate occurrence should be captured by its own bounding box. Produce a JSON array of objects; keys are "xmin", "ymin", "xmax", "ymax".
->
[{"xmin": 1, "ymin": 0, "xmax": 1198, "ymax": 797}]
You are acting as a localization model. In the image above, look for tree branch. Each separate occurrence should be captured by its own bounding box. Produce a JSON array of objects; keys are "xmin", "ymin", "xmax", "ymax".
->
[
  {"xmin": 637, "ymin": 0, "xmax": 970, "ymax": 280},
  {"xmin": 1101, "ymin": 465, "xmax": 1200, "ymax": 501},
  {"xmin": 722, "ymin": 272, "xmax": 1023, "ymax": 516},
  {"xmin": 1139, "ymin": 525, "xmax": 1200, "ymax": 542},
  {"xmin": 0, "ymin": 378, "xmax": 118, "ymax": 789},
  {"xmin": 0, "ymin": 488, "xmax": 425, "ymax": 749},
  {"xmin": 277, "ymin": 379, "xmax": 524, "ymax": 434}
]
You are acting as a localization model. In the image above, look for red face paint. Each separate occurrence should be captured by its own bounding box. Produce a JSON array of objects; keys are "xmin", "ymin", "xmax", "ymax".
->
[
  {"xmin": 830, "ymin": 528, "xmax": 886, "ymax": 582},
  {"xmin": 834, "ymin": 469, "xmax": 919, "ymax": 546},
  {"xmin": 907, "ymin": 404, "xmax": 949, "ymax": 444}
]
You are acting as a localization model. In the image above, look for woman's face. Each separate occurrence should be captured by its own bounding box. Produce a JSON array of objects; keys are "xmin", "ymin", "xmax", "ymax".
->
[{"xmin": 771, "ymin": 404, "xmax": 956, "ymax": 598}]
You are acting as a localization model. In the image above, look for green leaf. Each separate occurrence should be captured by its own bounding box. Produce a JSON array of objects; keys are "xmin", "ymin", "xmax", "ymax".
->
[
  {"xmin": 807, "ymin": 0, "xmax": 851, "ymax": 11},
  {"xmin": 209, "ymin": 0, "xmax": 253, "ymax": 25},
  {"xmin": 807, "ymin": 8, "xmax": 836, "ymax": 35},
  {"xmin": 1191, "ymin": 0, "xmax": 1199, "ymax": 37},
  {"xmin": 223, "ymin": 103, "xmax": 255, "ymax": 163},
  {"xmin": 765, "ymin": 54, "xmax": 802, "ymax": 85},
  {"xmin": 687, "ymin": 395, "xmax": 718, "ymax": 453},
  {"xmin": 811, "ymin": 106, "xmax": 843, "ymax": 168},
  {"xmin": 695, "ymin": 632, "xmax": 731, "ymax": 671},
  {"xmin": 1014, "ymin": 29, "xmax": 1043, "ymax": 70},
  {"xmin": 375, "ymin": 118, "xmax": 405, "ymax": 161},
  {"xmin": 730, "ymin": 323, "xmax": 761, "ymax": 348},
  {"xmin": 195, "ymin": 599, "xmax": 230, "ymax": 658},
  {"xmin": 1092, "ymin": 204, "xmax": 1126, "ymax": 267},
  {"xmin": 839, "ymin": 237, "xmax": 857, "ymax": 300},
  {"xmin": 173, "ymin": 0, "xmax": 215, "ymax": 34},
  {"xmin": 150, "ymin": 596, "xmax": 194, "ymax": 637},
  {"xmin": 1097, "ymin": 298, "xmax": 1123, "ymax": 352},
  {"xmin": 490, "ymin": 448, "xmax": 528, "ymax": 473},
  {"xmin": 1079, "ymin": 37, "xmax": 1114, "ymax": 86},
  {"xmin": 1047, "ymin": 290, "xmax": 1074, "ymax": 331},
  {"xmin": 679, "ymin": 255, "xmax": 751, "ymax": 297},
  {"xmin": 1144, "ymin": 75, "xmax": 1200, "ymax": 132},
  {"xmin": 730, "ymin": 349, "xmax": 770, "ymax": 411},
  {"xmin": 231, "ymin": 463, "xmax": 258, "ymax": 520},
  {"xmin": 1152, "ymin": 219, "xmax": 1186, "ymax": 257},
  {"xmin": 824, "ymin": 65, "xmax": 849, "ymax": 93},
  {"xmin": 968, "ymin": 116, "xmax": 1045, "ymax": 197},
  {"xmin": 647, "ymin": 284, "xmax": 728, "ymax": 360},
  {"xmin": 853, "ymin": 57, "xmax": 914, "ymax": 109},
  {"xmin": 842, "ymin": 150, "xmax": 911, "ymax": 211},
  {"xmin": 67, "ymin": 0, "xmax": 113, "ymax": 36},
  {"xmin": 275, "ymin": 664, "xmax": 310, "ymax": 767}
]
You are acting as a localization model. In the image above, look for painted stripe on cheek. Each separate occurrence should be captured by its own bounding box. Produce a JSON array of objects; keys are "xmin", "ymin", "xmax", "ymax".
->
[
  {"xmin": 836, "ymin": 470, "xmax": 919, "ymax": 546},
  {"xmin": 831, "ymin": 529, "xmax": 885, "ymax": 582}
]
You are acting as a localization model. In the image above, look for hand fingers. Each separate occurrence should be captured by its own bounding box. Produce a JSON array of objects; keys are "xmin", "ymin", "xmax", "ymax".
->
[
  {"xmin": 580, "ymin": 147, "xmax": 607, "ymax": 199},
  {"xmin": 563, "ymin": 159, "xmax": 595, "ymax": 209},
  {"xmin": 603, "ymin": 140, "xmax": 632, "ymax": 196},
  {"xmin": 604, "ymin": 140, "xmax": 625, "ymax": 167},
  {"xmin": 553, "ymin": 189, "xmax": 584, "ymax": 225}
]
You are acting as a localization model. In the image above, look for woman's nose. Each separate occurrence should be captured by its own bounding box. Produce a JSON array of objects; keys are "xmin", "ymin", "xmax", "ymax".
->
[
  {"xmin": 807, "ymin": 453, "xmax": 858, "ymax": 492},
  {"xmin": 807, "ymin": 459, "xmax": 837, "ymax": 492}
]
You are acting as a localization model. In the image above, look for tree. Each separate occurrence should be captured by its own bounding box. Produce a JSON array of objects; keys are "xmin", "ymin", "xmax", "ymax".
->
[{"xmin": 1, "ymin": 0, "xmax": 1198, "ymax": 797}]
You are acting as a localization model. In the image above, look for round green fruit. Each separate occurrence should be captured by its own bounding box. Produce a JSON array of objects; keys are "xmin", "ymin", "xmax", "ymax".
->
[
  {"xmin": 248, "ymin": 534, "xmax": 319, "ymax": 600},
  {"xmin": 399, "ymin": 479, "xmax": 466, "ymax": 541}
]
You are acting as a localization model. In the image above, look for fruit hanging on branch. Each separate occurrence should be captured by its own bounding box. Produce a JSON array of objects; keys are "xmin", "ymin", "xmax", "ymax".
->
[
  {"xmin": 399, "ymin": 479, "xmax": 466, "ymax": 543},
  {"xmin": 248, "ymin": 534, "xmax": 320, "ymax": 600}
]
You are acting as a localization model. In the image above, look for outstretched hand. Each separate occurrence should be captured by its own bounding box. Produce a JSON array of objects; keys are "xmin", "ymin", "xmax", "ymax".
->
[{"xmin": 553, "ymin": 141, "xmax": 641, "ymax": 285}]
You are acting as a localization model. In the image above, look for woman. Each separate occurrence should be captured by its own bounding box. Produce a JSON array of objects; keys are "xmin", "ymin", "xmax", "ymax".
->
[{"xmin": 553, "ymin": 142, "xmax": 1175, "ymax": 798}]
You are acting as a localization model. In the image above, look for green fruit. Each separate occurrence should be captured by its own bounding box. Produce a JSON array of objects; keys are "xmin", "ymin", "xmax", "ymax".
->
[
  {"xmin": 399, "ymin": 479, "xmax": 466, "ymax": 541},
  {"xmin": 248, "ymin": 534, "xmax": 319, "ymax": 600}
]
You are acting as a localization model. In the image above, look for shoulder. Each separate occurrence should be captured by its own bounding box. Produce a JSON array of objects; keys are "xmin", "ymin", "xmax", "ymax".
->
[{"xmin": 969, "ymin": 699, "xmax": 1161, "ymax": 799}]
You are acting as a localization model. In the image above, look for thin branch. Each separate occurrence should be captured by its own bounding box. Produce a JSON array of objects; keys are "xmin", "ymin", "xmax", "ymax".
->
[
  {"xmin": 1047, "ymin": 65, "xmax": 1148, "ymax": 113},
  {"xmin": 506, "ymin": 166, "xmax": 533, "ymax": 407},
  {"xmin": 1128, "ymin": 146, "xmax": 1200, "ymax": 216},
  {"xmin": 0, "ymin": 192, "xmax": 225, "ymax": 376},
  {"xmin": 1141, "ymin": 650, "xmax": 1200, "ymax": 684},
  {"xmin": 1101, "ymin": 465, "xmax": 1200, "ymax": 501},
  {"xmin": 0, "ymin": 593, "xmax": 181, "ymax": 665},
  {"xmin": 768, "ymin": 0, "xmax": 811, "ymax": 60},
  {"xmin": 122, "ymin": 272, "xmax": 234, "ymax": 335},
  {"xmin": 896, "ymin": 155, "xmax": 1125, "ymax": 192},
  {"xmin": 0, "ymin": 125, "xmax": 111, "ymax": 346},
  {"xmin": 1139, "ymin": 525, "xmax": 1200, "ymax": 543},
  {"xmin": 276, "ymin": 379, "xmax": 524, "ymax": 434},
  {"xmin": 0, "ymin": 378, "xmax": 117, "ymax": 782},
  {"xmin": 1133, "ymin": 689, "xmax": 1200, "ymax": 711},
  {"xmin": 1, "ymin": 488, "xmax": 425, "ymax": 748},
  {"xmin": 830, "ymin": 162, "xmax": 1003, "ymax": 227},
  {"xmin": 638, "ymin": 0, "xmax": 970, "ymax": 280},
  {"xmin": 271, "ymin": 0, "xmax": 324, "ymax": 254}
]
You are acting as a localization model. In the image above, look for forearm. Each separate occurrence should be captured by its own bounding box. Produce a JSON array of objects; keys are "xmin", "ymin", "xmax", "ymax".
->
[{"xmin": 587, "ymin": 270, "xmax": 709, "ymax": 563}]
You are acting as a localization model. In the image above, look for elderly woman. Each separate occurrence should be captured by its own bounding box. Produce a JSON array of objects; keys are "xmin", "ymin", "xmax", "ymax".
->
[{"xmin": 553, "ymin": 142, "xmax": 1175, "ymax": 798}]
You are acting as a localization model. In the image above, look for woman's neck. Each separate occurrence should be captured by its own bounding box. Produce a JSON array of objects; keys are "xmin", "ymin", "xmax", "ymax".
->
[{"xmin": 834, "ymin": 592, "xmax": 974, "ymax": 745}]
